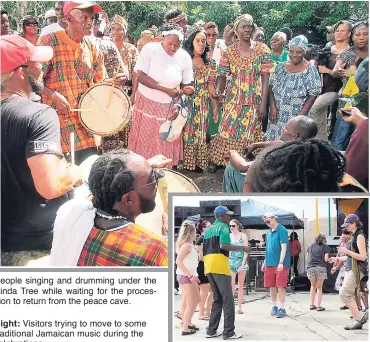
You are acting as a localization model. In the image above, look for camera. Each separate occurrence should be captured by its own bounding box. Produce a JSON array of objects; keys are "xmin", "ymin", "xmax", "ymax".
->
[{"xmin": 309, "ymin": 45, "xmax": 332, "ymax": 66}]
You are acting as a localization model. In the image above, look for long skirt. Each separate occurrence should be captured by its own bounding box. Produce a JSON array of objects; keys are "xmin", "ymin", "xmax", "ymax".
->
[
  {"xmin": 210, "ymin": 105, "xmax": 262, "ymax": 166},
  {"xmin": 128, "ymin": 91, "xmax": 183, "ymax": 167}
]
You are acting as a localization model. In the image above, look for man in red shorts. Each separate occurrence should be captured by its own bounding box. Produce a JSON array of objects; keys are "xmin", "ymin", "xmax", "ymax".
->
[{"xmin": 261, "ymin": 212, "xmax": 290, "ymax": 318}]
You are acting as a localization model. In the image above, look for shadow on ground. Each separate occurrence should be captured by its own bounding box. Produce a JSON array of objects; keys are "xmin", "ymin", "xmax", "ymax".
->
[{"xmin": 178, "ymin": 168, "xmax": 224, "ymax": 193}]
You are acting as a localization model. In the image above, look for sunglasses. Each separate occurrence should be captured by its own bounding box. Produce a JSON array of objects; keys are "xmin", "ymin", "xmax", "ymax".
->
[
  {"xmin": 229, "ymin": 224, "xmax": 236, "ymax": 227},
  {"xmin": 132, "ymin": 168, "xmax": 163, "ymax": 191},
  {"xmin": 24, "ymin": 22, "xmax": 40, "ymax": 27}
]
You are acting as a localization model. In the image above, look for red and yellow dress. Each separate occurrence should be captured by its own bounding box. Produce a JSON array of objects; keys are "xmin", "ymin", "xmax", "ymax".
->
[{"xmin": 210, "ymin": 42, "xmax": 272, "ymax": 166}]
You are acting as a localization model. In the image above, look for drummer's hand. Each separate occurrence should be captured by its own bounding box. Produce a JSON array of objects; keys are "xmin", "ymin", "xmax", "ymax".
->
[
  {"xmin": 52, "ymin": 92, "xmax": 71, "ymax": 115},
  {"xmin": 147, "ymin": 155, "xmax": 172, "ymax": 168}
]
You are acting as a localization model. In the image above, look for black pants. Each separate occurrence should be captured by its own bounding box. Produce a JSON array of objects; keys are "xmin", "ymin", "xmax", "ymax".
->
[
  {"xmin": 290, "ymin": 255, "xmax": 299, "ymax": 279},
  {"xmin": 207, "ymin": 273, "xmax": 235, "ymax": 338}
]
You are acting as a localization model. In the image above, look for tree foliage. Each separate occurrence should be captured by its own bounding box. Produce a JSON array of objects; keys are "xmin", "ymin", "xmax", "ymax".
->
[{"xmin": 1, "ymin": 1, "xmax": 368, "ymax": 44}]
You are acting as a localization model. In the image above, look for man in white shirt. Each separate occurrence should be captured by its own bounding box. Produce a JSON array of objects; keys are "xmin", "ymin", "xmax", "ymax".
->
[{"xmin": 39, "ymin": 1, "xmax": 67, "ymax": 38}]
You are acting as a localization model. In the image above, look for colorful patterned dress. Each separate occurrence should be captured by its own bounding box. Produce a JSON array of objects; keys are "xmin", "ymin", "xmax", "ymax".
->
[
  {"xmin": 183, "ymin": 61, "xmax": 217, "ymax": 170},
  {"xmin": 264, "ymin": 63, "xmax": 321, "ymax": 141},
  {"xmin": 209, "ymin": 42, "xmax": 272, "ymax": 166},
  {"xmin": 117, "ymin": 42, "xmax": 139, "ymax": 148}
]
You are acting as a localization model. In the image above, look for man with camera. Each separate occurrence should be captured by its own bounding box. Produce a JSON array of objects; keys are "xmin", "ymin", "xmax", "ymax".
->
[{"xmin": 309, "ymin": 21, "xmax": 351, "ymax": 141}]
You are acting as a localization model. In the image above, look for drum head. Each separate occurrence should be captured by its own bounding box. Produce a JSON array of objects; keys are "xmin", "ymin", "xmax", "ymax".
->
[{"xmin": 79, "ymin": 83, "xmax": 131, "ymax": 136}]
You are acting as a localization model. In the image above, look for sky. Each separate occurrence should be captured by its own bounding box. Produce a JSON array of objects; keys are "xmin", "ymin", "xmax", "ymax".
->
[{"xmin": 172, "ymin": 196, "xmax": 338, "ymax": 221}]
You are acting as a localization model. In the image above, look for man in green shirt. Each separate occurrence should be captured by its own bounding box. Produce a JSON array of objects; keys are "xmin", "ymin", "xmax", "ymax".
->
[{"xmin": 203, "ymin": 206, "xmax": 249, "ymax": 340}]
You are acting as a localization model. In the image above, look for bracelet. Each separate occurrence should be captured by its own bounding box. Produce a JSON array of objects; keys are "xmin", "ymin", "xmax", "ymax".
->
[{"xmin": 279, "ymin": 261, "xmax": 283, "ymax": 264}]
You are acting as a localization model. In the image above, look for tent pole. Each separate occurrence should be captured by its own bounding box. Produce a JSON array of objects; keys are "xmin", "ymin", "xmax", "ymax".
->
[{"xmin": 328, "ymin": 198, "xmax": 331, "ymax": 236}]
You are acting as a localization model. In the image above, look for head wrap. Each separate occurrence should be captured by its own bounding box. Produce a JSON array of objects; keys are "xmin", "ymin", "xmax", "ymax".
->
[
  {"xmin": 110, "ymin": 15, "xmax": 128, "ymax": 32},
  {"xmin": 289, "ymin": 35, "xmax": 309, "ymax": 52},
  {"xmin": 162, "ymin": 29, "xmax": 184, "ymax": 42},
  {"xmin": 167, "ymin": 13, "xmax": 187, "ymax": 25},
  {"xmin": 234, "ymin": 14, "xmax": 254, "ymax": 30},
  {"xmin": 187, "ymin": 23, "xmax": 205, "ymax": 37}
]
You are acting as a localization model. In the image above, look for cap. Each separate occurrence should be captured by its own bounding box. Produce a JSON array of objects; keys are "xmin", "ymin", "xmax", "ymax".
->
[
  {"xmin": 341, "ymin": 214, "xmax": 359, "ymax": 227},
  {"xmin": 214, "ymin": 205, "xmax": 234, "ymax": 216},
  {"xmin": 263, "ymin": 212, "xmax": 277, "ymax": 219},
  {"xmin": 0, "ymin": 35, "xmax": 53, "ymax": 74},
  {"xmin": 45, "ymin": 9, "xmax": 57, "ymax": 19},
  {"xmin": 63, "ymin": 1, "xmax": 102, "ymax": 16}
]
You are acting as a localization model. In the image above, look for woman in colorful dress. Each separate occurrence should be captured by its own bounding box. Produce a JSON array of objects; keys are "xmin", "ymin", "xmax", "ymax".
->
[
  {"xmin": 265, "ymin": 36, "xmax": 321, "ymax": 141},
  {"xmin": 110, "ymin": 15, "xmax": 139, "ymax": 147},
  {"xmin": 128, "ymin": 23, "xmax": 194, "ymax": 169},
  {"xmin": 229, "ymin": 219, "xmax": 249, "ymax": 314},
  {"xmin": 182, "ymin": 26, "xmax": 217, "ymax": 172},
  {"xmin": 209, "ymin": 14, "xmax": 272, "ymax": 172}
]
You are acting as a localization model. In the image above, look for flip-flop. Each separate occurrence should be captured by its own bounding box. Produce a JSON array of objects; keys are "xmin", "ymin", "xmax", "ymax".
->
[
  {"xmin": 182, "ymin": 330, "xmax": 196, "ymax": 336},
  {"xmin": 199, "ymin": 316, "xmax": 210, "ymax": 321},
  {"xmin": 309, "ymin": 305, "xmax": 317, "ymax": 310},
  {"xmin": 316, "ymin": 307, "xmax": 325, "ymax": 311},
  {"xmin": 175, "ymin": 313, "xmax": 182, "ymax": 320},
  {"xmin": 188, "ymin": 324, "xmax": 199, "ymax": 331}
]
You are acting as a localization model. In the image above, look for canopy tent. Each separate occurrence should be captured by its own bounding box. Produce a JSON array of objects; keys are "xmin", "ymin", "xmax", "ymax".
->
[
  {"xmin": 239, "ymin": 199, "xmax": 304, "ymax": 229},
  {"xmin": 186, "ymin": 199, "xmax": 304, "ymax": 229}
]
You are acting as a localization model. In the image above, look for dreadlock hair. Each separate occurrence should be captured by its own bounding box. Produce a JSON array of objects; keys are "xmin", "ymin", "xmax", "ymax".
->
[
  {"xmin": 165, "ymin": 8, "xmax": 184, "ymax": 22},
  {"xmin": 88, "ymin": 149, "xmax": 136, "ymax": 215},
  {"xmin": 183, "ymin": 29, "xmax": 211, "ymax": 65},
  {"xmin": 159, "ymin": 22, "xmax": 183, "ymax": 35},
  {"xmin": 249, "ymin": 139, "xmax": 346, "ymax": 192},
  {"xmin": 196, "ymin": 218, "xmax": 211, "ymax": 236},
  {"xmin": 176, "ymin": 220, "xmax": 196, "ymax": 253}
]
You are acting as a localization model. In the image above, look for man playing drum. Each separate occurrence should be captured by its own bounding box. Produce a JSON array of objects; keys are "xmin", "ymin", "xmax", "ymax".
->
[
  {"xmin": 0, "ymin": 35, "xmax": 83, "ymax": 265},
  {"xmin": 38, "ymin": 1, "xmax": 114, "ymax": 165}
]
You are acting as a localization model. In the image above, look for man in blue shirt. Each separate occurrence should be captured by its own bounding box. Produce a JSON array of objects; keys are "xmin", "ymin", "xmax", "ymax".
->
[{"xmin": 261, "ymin": 212, "xmax": 290, "ymax": 318}]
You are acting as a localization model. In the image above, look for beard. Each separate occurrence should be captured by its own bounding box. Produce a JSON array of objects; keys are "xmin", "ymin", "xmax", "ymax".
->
[
  {"xmin": 27, "ymin": 70, "xmax": 44, "ymax": 92},
  {"xmin": 139, "ymin": 194, "xmax": 156, "ymax": 214}
]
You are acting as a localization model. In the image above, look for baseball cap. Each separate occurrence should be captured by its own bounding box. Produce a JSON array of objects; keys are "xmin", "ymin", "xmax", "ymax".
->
[
  {"xmin": 263, "ymin": 212, "xmax": 277, "ymax": 219},
  {"xmin": 63, "ymin": 1, "xmax": 102, "ymax": 16},
  {"xmin": 45, "ymin": 9, "xmax": 57, "ymax": 19},
  {"xmin": 341, "ymin": 214, "xmax": 359, "ymax": 227},
  {"xmin": 214, "ymin": 205, "xmax": 234, "ymax": 216},
  {"xmin": 0, "ymin": 35, "xmax": 53, "ymax": 74}
]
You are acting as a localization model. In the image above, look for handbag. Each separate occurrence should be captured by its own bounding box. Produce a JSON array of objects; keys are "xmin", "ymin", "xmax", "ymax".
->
[{"xmin": 159, "ymin": 96, "xmax": 190, "ymax": 142}]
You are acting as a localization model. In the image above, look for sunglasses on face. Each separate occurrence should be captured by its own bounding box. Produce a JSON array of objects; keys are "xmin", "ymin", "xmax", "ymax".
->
[
  {"xmin": 132, "ymin": 168, "xmax": 163, "ymax": 191},
  {"xmin": 229, "ymin": 224, "xmax": 236, "ymax": 228},
  {"xmin": 24, "ymin": 22, "xmax": 40, "ymax": 27}
]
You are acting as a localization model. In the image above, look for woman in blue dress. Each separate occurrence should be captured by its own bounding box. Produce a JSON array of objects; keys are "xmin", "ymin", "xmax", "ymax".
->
[{"xmin": 265, "ymin": 35, "xmax": 321, "ymax": 141}]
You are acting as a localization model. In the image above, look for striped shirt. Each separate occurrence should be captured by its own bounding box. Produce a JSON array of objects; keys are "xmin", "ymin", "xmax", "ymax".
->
[
  {"xmin": 77, "ymin": 222, "xmax": 168, "ymax": 266},
  {"xmin": 38, "ymin": 30, "xmax": 107, "ymax": 152}
]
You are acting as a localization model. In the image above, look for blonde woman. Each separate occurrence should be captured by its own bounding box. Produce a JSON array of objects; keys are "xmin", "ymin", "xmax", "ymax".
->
[
  {"xmin": 176, "ymin": 220, "xmax": 200, "ymax": 336},
  {"xmin": 229, "ymin": 219, "xmax": 249, "ymax": 314}
]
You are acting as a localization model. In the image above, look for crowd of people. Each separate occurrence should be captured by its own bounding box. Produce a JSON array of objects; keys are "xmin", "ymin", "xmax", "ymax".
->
[{"xmin": 175, "ymin": 209, "xmax": 368, "ymax": 338}]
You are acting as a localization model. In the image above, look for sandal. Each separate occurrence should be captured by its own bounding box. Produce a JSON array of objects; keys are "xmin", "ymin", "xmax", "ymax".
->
[
  {"xmin": 175, "ymin": 313, "xmax": 182, "ymax": 320},
  {"xmin": 207, "ymin": 163, "xmax": 219, "ymax": 173},
  {"xmin": 316, "ymin": 306, "xmax": 325, "ymax": 311},
  {"xmin": 182, "ymin": 330, "xmax": 197, "ymax": 336},
  {"xmin": 309, "ymin": 305, "xmax": 317, "ymax": 310},
  {"xmin": 188, "ymin": 324, "xmax": 199, "ymax": 331},
  {"xmin": 237, "ymin": 309, "xmax": 243, "ymax": 314},
  {"xmin": 340, "ymin": 305, "xmax": 349, "ymax": 310},
  {"xmin": 199, "ymin": 316, "xmax": 210, "ymax": 321}
]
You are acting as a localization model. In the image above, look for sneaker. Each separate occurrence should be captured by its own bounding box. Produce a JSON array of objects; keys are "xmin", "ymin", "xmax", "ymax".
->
[
  {"xmin": 271, "ymin": 306, "xmax": 278, "ymax": 316},
  {"xmin": 277, "ymin": 308, "xmax": 287, "ymax": 318},
  {"xmin": 206, "ymin": 332, "xmax": 222, "ymax": 338},
  {"xmin": 223, "ymin": 333, "xmax": 243, "ymax": 340}
]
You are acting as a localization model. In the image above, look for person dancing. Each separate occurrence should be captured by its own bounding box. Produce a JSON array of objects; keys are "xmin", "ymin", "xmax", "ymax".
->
[
  {"xmin": 209, "ymin": 14, "xmax": 272, "ymax": 173},
  {"xmin": 176, "ymin": 220, "xmax": 200, "ymax": 336},
  {"xmin": 229, "ymin": 219, "xmax": 249, "ymax": 314}
]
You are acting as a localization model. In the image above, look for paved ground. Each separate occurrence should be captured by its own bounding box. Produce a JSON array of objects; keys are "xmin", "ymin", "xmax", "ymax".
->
[
  {"xmin": 178, "ymin": 168, "xmax": 224, "ymax": 193},
  {"xmin": 173, "ymin": 290, "xmax": 368, "ymax": 341}
]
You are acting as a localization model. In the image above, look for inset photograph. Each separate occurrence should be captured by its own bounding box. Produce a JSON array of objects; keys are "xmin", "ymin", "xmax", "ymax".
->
[{"xmin": 173, "ymin": 196, "xmax": 368, "ymax": 340}]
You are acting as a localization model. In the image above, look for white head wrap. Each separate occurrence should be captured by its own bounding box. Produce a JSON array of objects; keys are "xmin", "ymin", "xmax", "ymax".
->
[{"xmin": 162, "ymin": 29, "xmax": 184, "ymax": 41}]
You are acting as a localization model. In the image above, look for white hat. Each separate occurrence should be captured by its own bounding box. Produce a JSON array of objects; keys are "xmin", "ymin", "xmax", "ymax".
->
[
  {"xmin": 263, "ymin": 212, "xmax": 277, "ymax": 219},
  {"xmin": 45, "ymin": 10, "xmax": 57, "ymax": 19}
]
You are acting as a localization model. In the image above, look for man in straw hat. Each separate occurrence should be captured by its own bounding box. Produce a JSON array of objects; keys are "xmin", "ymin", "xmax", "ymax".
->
[
  {"xmin": 0, "ymin": 35, "xmax": 82, "ymax": 262},
  {"xmin": 262, "ymin": 212, "xmax": 290, "ymax": 318}
]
